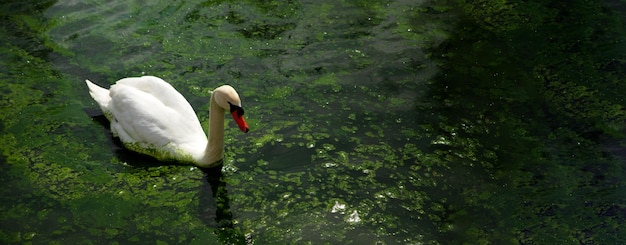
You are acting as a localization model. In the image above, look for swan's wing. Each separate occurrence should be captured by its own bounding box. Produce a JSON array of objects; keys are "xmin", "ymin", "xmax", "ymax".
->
[
  {"xmin": 108, "ymin": 77, "xmax": 206, "ymax": 150},
  {"xmin": 114, "ymin": 76, "xmax": 198, "ymax": 120}
]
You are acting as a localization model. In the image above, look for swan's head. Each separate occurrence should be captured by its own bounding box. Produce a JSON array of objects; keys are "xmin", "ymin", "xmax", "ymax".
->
[{"xmin": 213, "ymin": 85, "xmax": 249, "ymax": 133}]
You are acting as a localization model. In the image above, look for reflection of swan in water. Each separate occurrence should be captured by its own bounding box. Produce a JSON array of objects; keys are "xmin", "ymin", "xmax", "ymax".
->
[
  {"xmin": 199, "ymin": 166, "xmax": 246, "ymax": 243},
  {"xmin": 85, "ymin": 76, "xmax": 249, "ymax": 168}
]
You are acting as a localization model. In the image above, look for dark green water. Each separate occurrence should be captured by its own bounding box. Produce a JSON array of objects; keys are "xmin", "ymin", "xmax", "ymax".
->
[{"xmin": 2, "ymin": 0, "xmax": 626, "ymax": 244}]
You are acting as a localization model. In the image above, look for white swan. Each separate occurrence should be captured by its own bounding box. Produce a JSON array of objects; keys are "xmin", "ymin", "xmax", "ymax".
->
[{"xmin": 85, "ymin": 76, "xmax": 249, "ymax": 168}]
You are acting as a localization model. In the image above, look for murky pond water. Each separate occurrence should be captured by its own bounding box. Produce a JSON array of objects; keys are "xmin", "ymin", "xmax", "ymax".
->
[{"xmin": 2, "ymin": 0, "xmax": 626, "ymax": 244}]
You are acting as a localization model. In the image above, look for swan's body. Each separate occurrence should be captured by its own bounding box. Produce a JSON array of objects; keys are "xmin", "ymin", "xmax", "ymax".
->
[{"xmin": 85, "ymin": 76, "xmax": 249, "ymax": 168}]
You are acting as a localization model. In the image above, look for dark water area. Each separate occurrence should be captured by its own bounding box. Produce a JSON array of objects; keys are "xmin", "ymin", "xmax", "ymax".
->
[{"xmin": 2, "ymin": 0, "xmax": 626, "ymax": 244}]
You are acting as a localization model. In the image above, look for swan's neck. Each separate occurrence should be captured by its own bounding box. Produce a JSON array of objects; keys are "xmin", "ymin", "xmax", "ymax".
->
[{"xmin": 200, "ymin": 93, "xmax": 225, "ymax": 168}]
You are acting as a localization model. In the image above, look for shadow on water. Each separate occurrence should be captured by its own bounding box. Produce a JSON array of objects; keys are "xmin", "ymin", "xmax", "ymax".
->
[
  {"xmin": 84, "ymin": 108, "xmax": 137, "ymax": 163},
  {"xmin": 199, "ymin": 166, "xmax": 247, "ymax": 244},
  {"xmin": 85, "ymin": 108, "xmax": 177, "ymax": 166},
  {"xmin": 413, "ymin": 0, "xmax": 626, "ymax": 243}
]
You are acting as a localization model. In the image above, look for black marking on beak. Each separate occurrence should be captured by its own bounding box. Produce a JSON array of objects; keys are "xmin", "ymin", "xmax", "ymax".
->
[{"xmin": 228, "ymin": 102, "xmax": 245, "ymax": 117}]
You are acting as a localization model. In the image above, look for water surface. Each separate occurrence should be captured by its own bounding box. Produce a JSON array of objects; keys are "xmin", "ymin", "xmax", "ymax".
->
[{"xmin": 2, "ymin": 0, "xmax": 626, "ymax": 244}]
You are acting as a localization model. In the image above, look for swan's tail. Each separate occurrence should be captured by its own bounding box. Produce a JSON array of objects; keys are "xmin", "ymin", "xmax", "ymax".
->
[{"xmin": 85, "ymin": 80, "xmax": 111, "ymax": 113}]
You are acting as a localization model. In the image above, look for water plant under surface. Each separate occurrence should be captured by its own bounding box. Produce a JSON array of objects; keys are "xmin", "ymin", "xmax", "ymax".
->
[{"xmin": 1, "ymin": 0, "xmax": 626, "ymax": 244}]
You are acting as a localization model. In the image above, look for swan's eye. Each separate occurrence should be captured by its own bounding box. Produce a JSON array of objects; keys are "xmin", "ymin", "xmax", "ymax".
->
[{"xmin": 228, "ymin": 102, "xmax": 245, "ymax": 116}]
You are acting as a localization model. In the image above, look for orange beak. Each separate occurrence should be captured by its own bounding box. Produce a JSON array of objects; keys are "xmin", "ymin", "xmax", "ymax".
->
[{"xmin": 231, "ymin": 110, "xmax": 249, "ymax": 133}]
